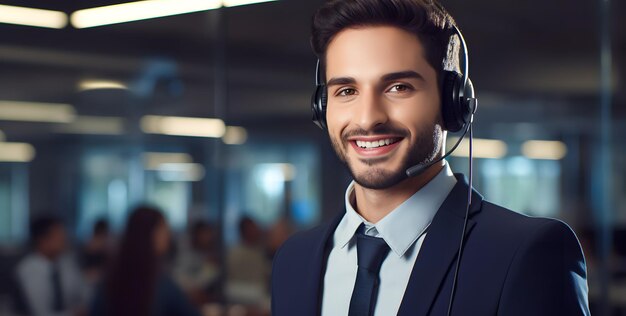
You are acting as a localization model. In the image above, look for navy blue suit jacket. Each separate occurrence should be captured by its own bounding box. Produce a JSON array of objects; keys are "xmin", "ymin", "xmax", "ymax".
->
[{"xmin": 271, "ymin": 174, "xmax": 590, "ymax": 315}]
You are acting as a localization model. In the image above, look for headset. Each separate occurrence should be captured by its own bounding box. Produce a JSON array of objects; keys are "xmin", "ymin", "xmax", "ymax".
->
[{"xmin": 310, "ymin": 7, "xmax": 478, "ymax": 315}]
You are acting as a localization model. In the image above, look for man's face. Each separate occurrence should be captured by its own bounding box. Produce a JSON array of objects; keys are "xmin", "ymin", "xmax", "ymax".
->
[
  {"xmin": 325, "ymin": 26, "xmax": 445, "ymax": 189},
  {"xmin": 42, "ymin": 224, "xmax": 67, "ymax": 258}
]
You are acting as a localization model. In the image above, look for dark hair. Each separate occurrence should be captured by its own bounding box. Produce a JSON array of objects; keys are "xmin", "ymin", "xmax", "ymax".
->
[
  {"xmin": 238, "ymin": 216, "xmax": 255, "ymax": 237},
  {"xmin": 190, "ymin": 220, "xmax": 211, "ymax": 247},
  {"xmin": 93, "ymin": 218, "xmax": 109, "ymax": 236},
  {"xmin": 104, "ymin": 206, "xmax": 166, "ymax": 316},
  {"xmin": 311, "ymin": 0, "xmax": 460, "ymax": 80},
  {"xmin": 29, "ymin": 215, "xmax": 62, "ymax": 244}
]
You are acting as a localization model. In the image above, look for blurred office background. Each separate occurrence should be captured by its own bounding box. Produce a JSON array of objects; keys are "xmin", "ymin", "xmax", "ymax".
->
[{"xmin": 0, "ymin": 0, "xmax": 623, "ymax": 315}]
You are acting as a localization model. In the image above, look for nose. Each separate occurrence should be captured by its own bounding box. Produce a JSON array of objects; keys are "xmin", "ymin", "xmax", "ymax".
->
[{"xmin": 355, "ymin": 90, "xmax": 388, "ymax": 131}]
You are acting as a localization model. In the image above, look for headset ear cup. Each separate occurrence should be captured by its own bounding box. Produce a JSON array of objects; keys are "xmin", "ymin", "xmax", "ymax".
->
[
  {"xmin": 441, "ymin": 71, "xmax": 461, "ymax": 132},
  {"xmin": 441, "ymin": 71, "xmax": 472, "ymax": 133},
  {"xmin": 320, "ymin": 86, "xmax": 328, "ymax": 127},
  {"xmin": 311, "ymin": 84, "xmax": 328, "ymax": 130}
]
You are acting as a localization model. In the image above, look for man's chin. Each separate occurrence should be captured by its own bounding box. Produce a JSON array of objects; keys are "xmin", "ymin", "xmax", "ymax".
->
[{"xmin": 350, "ymin": 167, "xmax": 408, "ymax": 190}]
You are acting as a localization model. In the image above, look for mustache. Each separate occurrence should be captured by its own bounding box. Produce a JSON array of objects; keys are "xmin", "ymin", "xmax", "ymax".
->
[{"xmin": 341, "ymin": 125, "xmax": 410, "ymax": 140}]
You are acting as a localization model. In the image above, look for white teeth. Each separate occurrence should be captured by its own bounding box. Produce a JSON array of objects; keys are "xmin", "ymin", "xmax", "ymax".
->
[{"xmin": 356, "ymin": 138, "xmax": 397, "ymax": 149}]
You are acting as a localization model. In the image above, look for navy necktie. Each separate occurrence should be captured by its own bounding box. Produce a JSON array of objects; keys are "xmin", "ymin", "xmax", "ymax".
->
[
  {"xmin": 348, "ymin": 227, "xmax": 390, "ymax": 316},
  {"xmin": 51, "ymin": 262, "xmax": 65, "ymax": 312}
]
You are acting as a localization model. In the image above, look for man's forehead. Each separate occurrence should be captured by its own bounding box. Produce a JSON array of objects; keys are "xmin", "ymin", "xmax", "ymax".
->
[{"xmin": 324, "ymin": 26, "xmax": 433, "ymax": 82}]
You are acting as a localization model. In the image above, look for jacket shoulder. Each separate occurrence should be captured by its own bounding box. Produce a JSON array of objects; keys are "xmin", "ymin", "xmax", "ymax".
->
[
  {"xmin": 271, "ymin": 221, "xmax": 335, "ymax": 315},
  {"xmin": 273, "ymin": 222, "xmax": 329, "ymax": 269},
  {"xmin": 473, "ymin": 202, "xmax": 589, "ymax": 315},
  {"xmin": 476, "ymin": 200, "xmax": 578, "ymax": 239}
]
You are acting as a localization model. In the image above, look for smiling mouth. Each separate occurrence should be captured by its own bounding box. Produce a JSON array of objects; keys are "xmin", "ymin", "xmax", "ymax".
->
[{"xmin": 354, "ymin": 138, "xmax": 402, "ymax": 149}]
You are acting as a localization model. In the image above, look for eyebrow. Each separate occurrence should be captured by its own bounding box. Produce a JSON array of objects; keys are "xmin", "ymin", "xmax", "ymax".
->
[
  {"xmin": 381, "ymin": 70, "xmax": 425, "ymax": 82},
  {"xmin": 326, "ymin": 70, "xmax": 425, "ymax": 87},
  {"xmin": 326, "ymin": 76, "xmax": 356, "ymax": 87}
]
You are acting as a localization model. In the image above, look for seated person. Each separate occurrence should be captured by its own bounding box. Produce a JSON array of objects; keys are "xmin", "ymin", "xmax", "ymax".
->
[
  {"xmin": 16, "ymin": 215, "xmax": 87, "ymax": 316},
  {"xmin": 174, "ymin": 220, "xmax": 221, "ymax": 304}
]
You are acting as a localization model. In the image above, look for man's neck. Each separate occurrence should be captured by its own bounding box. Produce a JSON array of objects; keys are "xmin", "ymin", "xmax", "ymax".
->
[{"xmin": 353, "ymin": 162, "xmax": 444, "ymax": 224}]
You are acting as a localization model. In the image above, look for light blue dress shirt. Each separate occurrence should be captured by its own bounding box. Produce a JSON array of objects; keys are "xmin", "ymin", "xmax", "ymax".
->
[
  {"xmin": 321, "ymin": 163, "xmax": 457, "ymax": 316},
  {"xmin": 16, "ymin": 253, "xmax": 88, "ymax": 316}
]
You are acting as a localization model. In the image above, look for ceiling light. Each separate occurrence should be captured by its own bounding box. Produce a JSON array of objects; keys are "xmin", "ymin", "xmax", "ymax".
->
[
  {"xmin": 0, "ymin": 4, "xmax": 68, "ymax": 29},
  {"xmin": 0, "ymin": 142, "xmax": 36, "ymax": 162},
  {"xmin": 144, "ymin": 152, "xmax": 193, "ymax": 170},
  {"xmin": 71, "ymin": 0, "xmax": 221, "ymax": 28},
  {"xmin": 140, "ymin": 115, "xmax": 226, "ymax": 138},
  {"xmin": 54, "ymin": 116, "xmax": 125, "ymax": 135},
  {"xmin": 78, "ymin": 79, "xmax": 128, "ymax": 91},
  {"xmin": 222, "ymin": 126, "xmax": 248, "ymax": 145},
  {"xmin": 0, "ymin": 100, "xmax": 75, "ymax": 123},
  {"xmin": 522, "ymin": 140, "xmax": 567, "ymax": 160},
  {"xmin": 448, "ymin": 137, "xmax": 507, "ymax": 159},
  {"xmin": 71, "ymin": 0, "xmax": 279, "ymax": 28},
  {"xmin": 156, "ymin": 163, "xmax": 205, "ymax": 182},
  {"xmin": 222, "ymin": 0, "xmax": 277, "ymax": 7}
]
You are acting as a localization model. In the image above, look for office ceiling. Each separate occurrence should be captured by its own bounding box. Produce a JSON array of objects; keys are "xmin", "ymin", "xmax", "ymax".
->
[{"xmin": 0, "ymin": 0, "xmax": 624, "ymax": 141}]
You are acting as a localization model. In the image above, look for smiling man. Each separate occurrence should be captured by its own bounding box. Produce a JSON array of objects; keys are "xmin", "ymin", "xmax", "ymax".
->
[{"xmin": 271, "ymin": 0, "xmax": 590, "ymax": 315}]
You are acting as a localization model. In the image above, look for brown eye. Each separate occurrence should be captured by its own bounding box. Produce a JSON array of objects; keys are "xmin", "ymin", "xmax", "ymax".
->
[
  {"xmin": 389, "ymin": 84, "xmax": 410, "ymax": 93},
  {"xmin": 337, "ymin": 88, "xmax": 356, "ymax": 96}
]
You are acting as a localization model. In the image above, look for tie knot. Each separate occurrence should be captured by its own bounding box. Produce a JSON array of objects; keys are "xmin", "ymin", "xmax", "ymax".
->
[{"xmin": 355, "ymin": 232, "xmax": 390, "ymax": 273}]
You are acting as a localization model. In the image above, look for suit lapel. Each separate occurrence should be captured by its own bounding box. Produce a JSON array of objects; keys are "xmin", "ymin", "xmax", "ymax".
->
[
  {"xmin": 397, "ymin": 174, "xmax": 483, "ymax": 316},
  {"xmin": 302, "ymin": 211, "xmax": 344, "ymax": 316}
]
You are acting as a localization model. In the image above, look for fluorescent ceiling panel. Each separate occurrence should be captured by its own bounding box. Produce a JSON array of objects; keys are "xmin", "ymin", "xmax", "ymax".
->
[
  {"xmin": 522, "ymin": 140, "xmax": 567, "ymax": 160},
  {"xmin": 0, "ymin": 4, "xmax": 68, "ymax": 29},
  {"xmin": 144, "ymin": 152, "xmax": 193, "ymax": 170},
  {"xmin": 0, "ymin": 142, "xmax": 36, "ymax": 162},
  {"xmin": 156, "ymin": 163, "xmax": 205, "ymax": 182},
  {"xmin": 449, "ymin": 137, "xmax": 507, "ymax": 159},
  {"xmin": 71, "ymin": 0, "xmax": 278, "ymax": 28},
  {"xmin": 71, "ymin": 0, "xmax": 221, "ymax": 28},
  {"xmin": 0, "ymin": 100, "xmax": 76, "ymax": 123},
  {"xmin": 140, "ymin": 115, "xmax": 226, "ymax": 138},
  {"xmin": 54, "ymin": 116, "xmax": 125, "ymax": 135},
  {"xmin": 78, "ymin": 79, "xmax": 128, "ymax": 91},
  {"xmin": 222, "ymin": 0, "xmax": 277, "ymax": 7},
  {"xmin": 222, "ymin": 126, "xmax": 248, "ymax": 145}
]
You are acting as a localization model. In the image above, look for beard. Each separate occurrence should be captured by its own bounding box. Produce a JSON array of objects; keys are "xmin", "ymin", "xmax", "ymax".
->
[{"xmin": 330, "ymin": 122, "xmax": 444, "ymax": 190}]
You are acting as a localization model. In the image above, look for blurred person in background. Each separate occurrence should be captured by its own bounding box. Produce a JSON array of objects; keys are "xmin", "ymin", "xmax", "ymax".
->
[
  {"xmin": 79, "ymin": 219, "xmax": 113, "ymax": 286},
  {"xmin": 226, "ymin": 217, "xmax": 270, "ymax": 312},
  {"xmin": 15, "ymin": 215, "xmax": 88, "ymax": 316},
  {"xmin": 174, "ymin": 220, "xmax": 222, "ymax": 305},
  {"xmin": 90, "ymin": 206, "xmax": 199, "ymax": 316}
]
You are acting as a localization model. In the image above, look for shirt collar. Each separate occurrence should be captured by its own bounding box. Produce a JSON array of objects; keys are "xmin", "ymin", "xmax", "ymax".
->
[{"xmin": 336, "ymin": 162, "xmax": 457, "ymax": 257}]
